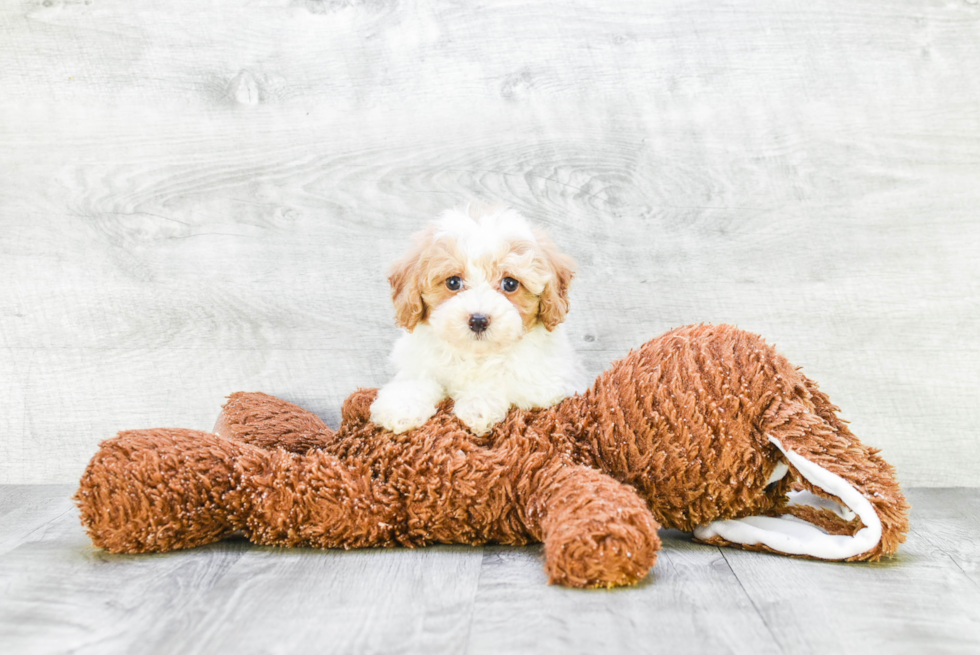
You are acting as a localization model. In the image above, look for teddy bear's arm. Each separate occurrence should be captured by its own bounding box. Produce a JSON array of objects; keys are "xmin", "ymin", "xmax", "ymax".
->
[
  {"xmin": 214, "ymin": 391, "xmax": 335, "ymax": 453},
  {"xmin": 521, "ymin": 459, "xmax": 662, "ymax": 588}
]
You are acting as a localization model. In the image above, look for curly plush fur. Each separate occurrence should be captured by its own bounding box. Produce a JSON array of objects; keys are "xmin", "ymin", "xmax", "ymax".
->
[{"xmin": 75, "ymin": 324, "xmax": 909, "ymax": 588}]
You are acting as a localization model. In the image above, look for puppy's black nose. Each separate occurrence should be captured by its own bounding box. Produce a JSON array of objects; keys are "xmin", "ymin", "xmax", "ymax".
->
[{"xmin": 468, "ymin": 314, "xmax": 490, "ymax": 333}]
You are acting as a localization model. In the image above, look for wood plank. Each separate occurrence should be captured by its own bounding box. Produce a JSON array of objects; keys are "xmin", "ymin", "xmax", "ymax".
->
[
  {"xmin": 902, "ymin": 488, "xmax": 980, "ymax": 590},
  {"xmin": 0, "ymin": 485, "xmax": 76, "ymax": 556},
  {"xmin": 464, "ymin": 532, "xmax": 780, "ymax": 654},
  {"xmin": 0, "ymin": 506, "xmax": 251, "ymax": 655},
  {"xmin": 718, "ymin": 488, "xmax": 980, "ymax": 654},
  {"xmin": 2, "ymin": 0, "xmax": 979, "ymax": 114},
  {"xmin": 0, "ymin": 488, "xmax": 483, "ymax": 655},
  {"xmin": 157, "ymin": 546, "xmax": 483, "ymax": 655}
]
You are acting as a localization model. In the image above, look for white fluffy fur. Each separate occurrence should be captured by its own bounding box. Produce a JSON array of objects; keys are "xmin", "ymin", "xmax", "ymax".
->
[{"xmin": 370, "ymin": 207, "xmax": 587, "ymax": 435}]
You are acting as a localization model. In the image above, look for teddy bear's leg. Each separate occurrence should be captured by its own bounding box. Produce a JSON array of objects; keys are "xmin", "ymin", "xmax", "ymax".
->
[
  {"xmin": 214, "ymin": 391, "xmax": 335, "ymax": 453},
  {"xmin": 76, "ymin": 428, "xmax": 402, "ymax": 554},
  {"xmin": 767, "ymin": 484, "xmax": 865, "ymax": 536},
  {"xmin": 524, "ymin": 461, "xmax": 661, "ymax": 588},
  {"xmin": 75, "ymin": 429, "xmax": 251, "ymax": 553},
  {"xmin": 800, "ymin": 379, "xmax": 910, "ymax": 558},
  {"xmin": 693, "ymin": 399, "xmax": 909, "ymax": 561}
]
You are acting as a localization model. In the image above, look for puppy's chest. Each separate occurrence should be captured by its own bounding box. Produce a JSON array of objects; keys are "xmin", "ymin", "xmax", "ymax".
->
[{"xmin": 435, "ymin": 353, "xmax": 528, "ymax": 395}]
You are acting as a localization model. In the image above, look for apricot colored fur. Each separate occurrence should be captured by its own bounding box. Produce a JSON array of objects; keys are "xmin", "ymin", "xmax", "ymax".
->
[{"xmin": 75, "ymin": 324, "xmax": 909, "ymax": 587}]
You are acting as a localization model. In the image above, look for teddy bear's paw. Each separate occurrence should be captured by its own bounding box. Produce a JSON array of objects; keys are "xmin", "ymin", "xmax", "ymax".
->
[
  {"xmin": 370, "ymin": 380, "xmax": 443, "ymax": 434},
  {"xmin": 542, "ymin": 501, "xmax": 661, "ymax": 589},
  {"xmin": 451, "ymin": 396, "xmax": 510, "ymax": 435},
  {"xmin": 545, "ymin": 525, "xmax": 659, "ymax": 588}
]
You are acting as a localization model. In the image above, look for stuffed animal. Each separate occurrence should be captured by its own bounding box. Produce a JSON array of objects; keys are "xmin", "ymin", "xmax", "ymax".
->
[{"xmin": 75, "ymin": 324, "xmax": 909, "ymax": 588}]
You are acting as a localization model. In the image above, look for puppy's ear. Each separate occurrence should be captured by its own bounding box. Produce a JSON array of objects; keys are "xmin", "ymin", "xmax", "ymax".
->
[
  {"xmin": 536, "ymin": 233, "xmax": 576, "ymax": 331},
  {"xmin": 388, "ymin": 235, "xmax": 429, "ymax": 331}
]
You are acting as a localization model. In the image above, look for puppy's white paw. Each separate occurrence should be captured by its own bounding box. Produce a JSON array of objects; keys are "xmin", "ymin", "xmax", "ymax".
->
[
  {"xmin": 452, "ymin": 396, "xmax": 511, "ymax": 435},
  {"xmin": 370, "ymin": 380, "xmax": 443, "ymax": 434},
  {"xmin": 371, "ymin": 403, "xmax": 434, "ymax": 434}
]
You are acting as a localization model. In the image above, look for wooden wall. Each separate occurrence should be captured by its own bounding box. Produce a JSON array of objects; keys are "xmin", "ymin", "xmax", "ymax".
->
[{"xmin": 1, "ymin": 0, "xmax": 978, "ymax": 485}]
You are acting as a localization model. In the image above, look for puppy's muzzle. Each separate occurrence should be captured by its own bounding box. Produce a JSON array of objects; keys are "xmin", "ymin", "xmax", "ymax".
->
[{"xmin": 468, "ymin": 314, "xmax": 490, "ymax": 334}]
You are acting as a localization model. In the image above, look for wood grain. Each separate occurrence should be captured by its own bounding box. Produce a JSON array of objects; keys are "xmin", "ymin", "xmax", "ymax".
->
[
  {"xmin": 720, "ymin": 489, "xmax": 980, "ymax": 654},
  {"xmin": 465, "ymin": 535, "xmax": 780, "ymax": 654},
  {"xmin": 2, "ymin": 0, "xmax": 979, "ymax": 485},
  {"xmin": 0, "ymin": 485, "xmax": 76, "ymax": 556},
  {"xmin": 1, "ymin": 486, "xmax": 977, "ymax": 654}
]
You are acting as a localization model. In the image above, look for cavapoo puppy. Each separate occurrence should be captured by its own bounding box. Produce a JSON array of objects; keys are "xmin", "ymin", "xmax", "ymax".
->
[{"xmin": 370, "ymin": 206, "xmax": 587, "ymax": 435}]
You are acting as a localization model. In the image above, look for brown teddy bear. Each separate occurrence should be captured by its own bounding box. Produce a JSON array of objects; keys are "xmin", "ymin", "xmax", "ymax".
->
[{"xmin": 75, "ymin": 323, "xmax": 909, "ymax": 588}]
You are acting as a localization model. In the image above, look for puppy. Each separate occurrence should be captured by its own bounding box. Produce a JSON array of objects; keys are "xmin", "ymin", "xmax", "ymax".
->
[{"xmin": 370, "ymin": 206, "xmax": 587, "ymax": 435}]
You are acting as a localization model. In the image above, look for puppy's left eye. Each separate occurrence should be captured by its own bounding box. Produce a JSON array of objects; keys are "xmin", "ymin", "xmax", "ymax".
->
[{"xmin": 501, "ymin": 277, "xmax": 519, "ymax": 293}]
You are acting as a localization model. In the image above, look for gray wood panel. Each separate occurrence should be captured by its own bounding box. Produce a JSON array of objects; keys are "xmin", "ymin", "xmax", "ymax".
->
[
  {"xmin": 2, "ymin": 0, "xmax": 979, "ymax": 485},
  {"xmin": 465, "ymin": 536, "xmax": 780, "ymax": 655},
  {"xmin": 0, "ymin": 486, "xmax": 977, "ymax": 654}
]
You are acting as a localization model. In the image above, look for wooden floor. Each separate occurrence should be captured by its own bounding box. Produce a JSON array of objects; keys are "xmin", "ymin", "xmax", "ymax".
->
[{"xmin": 0, "ymin": 487, "xmax": 976, "ymax": 654}]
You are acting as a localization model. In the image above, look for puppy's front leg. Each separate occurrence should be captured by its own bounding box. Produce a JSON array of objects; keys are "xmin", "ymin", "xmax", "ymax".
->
[
  {"xmin": 370, "ymin": 379, "xmax": 445, "ymax": 434},
  {"xmin": 452, "ymin": 391, "xmax": 512, "ymax": 436}
]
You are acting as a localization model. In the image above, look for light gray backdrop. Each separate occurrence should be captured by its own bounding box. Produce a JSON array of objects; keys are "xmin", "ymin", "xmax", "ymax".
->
[{"xmin": 1, "ymin": 0, "xmax": 978, "ymax": 486}]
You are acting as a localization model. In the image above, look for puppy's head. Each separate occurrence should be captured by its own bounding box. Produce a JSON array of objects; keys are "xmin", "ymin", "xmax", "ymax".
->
[{"xmin": 388, "ymin": 206, "xmax": 575, "ymax": 353}]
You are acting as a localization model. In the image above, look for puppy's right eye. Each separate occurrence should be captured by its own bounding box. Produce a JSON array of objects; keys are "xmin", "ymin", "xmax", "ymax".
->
[{"xmin": 446, "ymin": 276, "xmax": 462, "ymax": 291}]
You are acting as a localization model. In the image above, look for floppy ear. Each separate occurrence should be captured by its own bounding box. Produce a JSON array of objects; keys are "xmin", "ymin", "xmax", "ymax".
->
[
  {"xmin": 388, "ymin": 238, "xmax": 427, "ymax": 331},
  {"xmin": 536, "ymin": 233, "xmax": 576, "ymax": 331}
]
